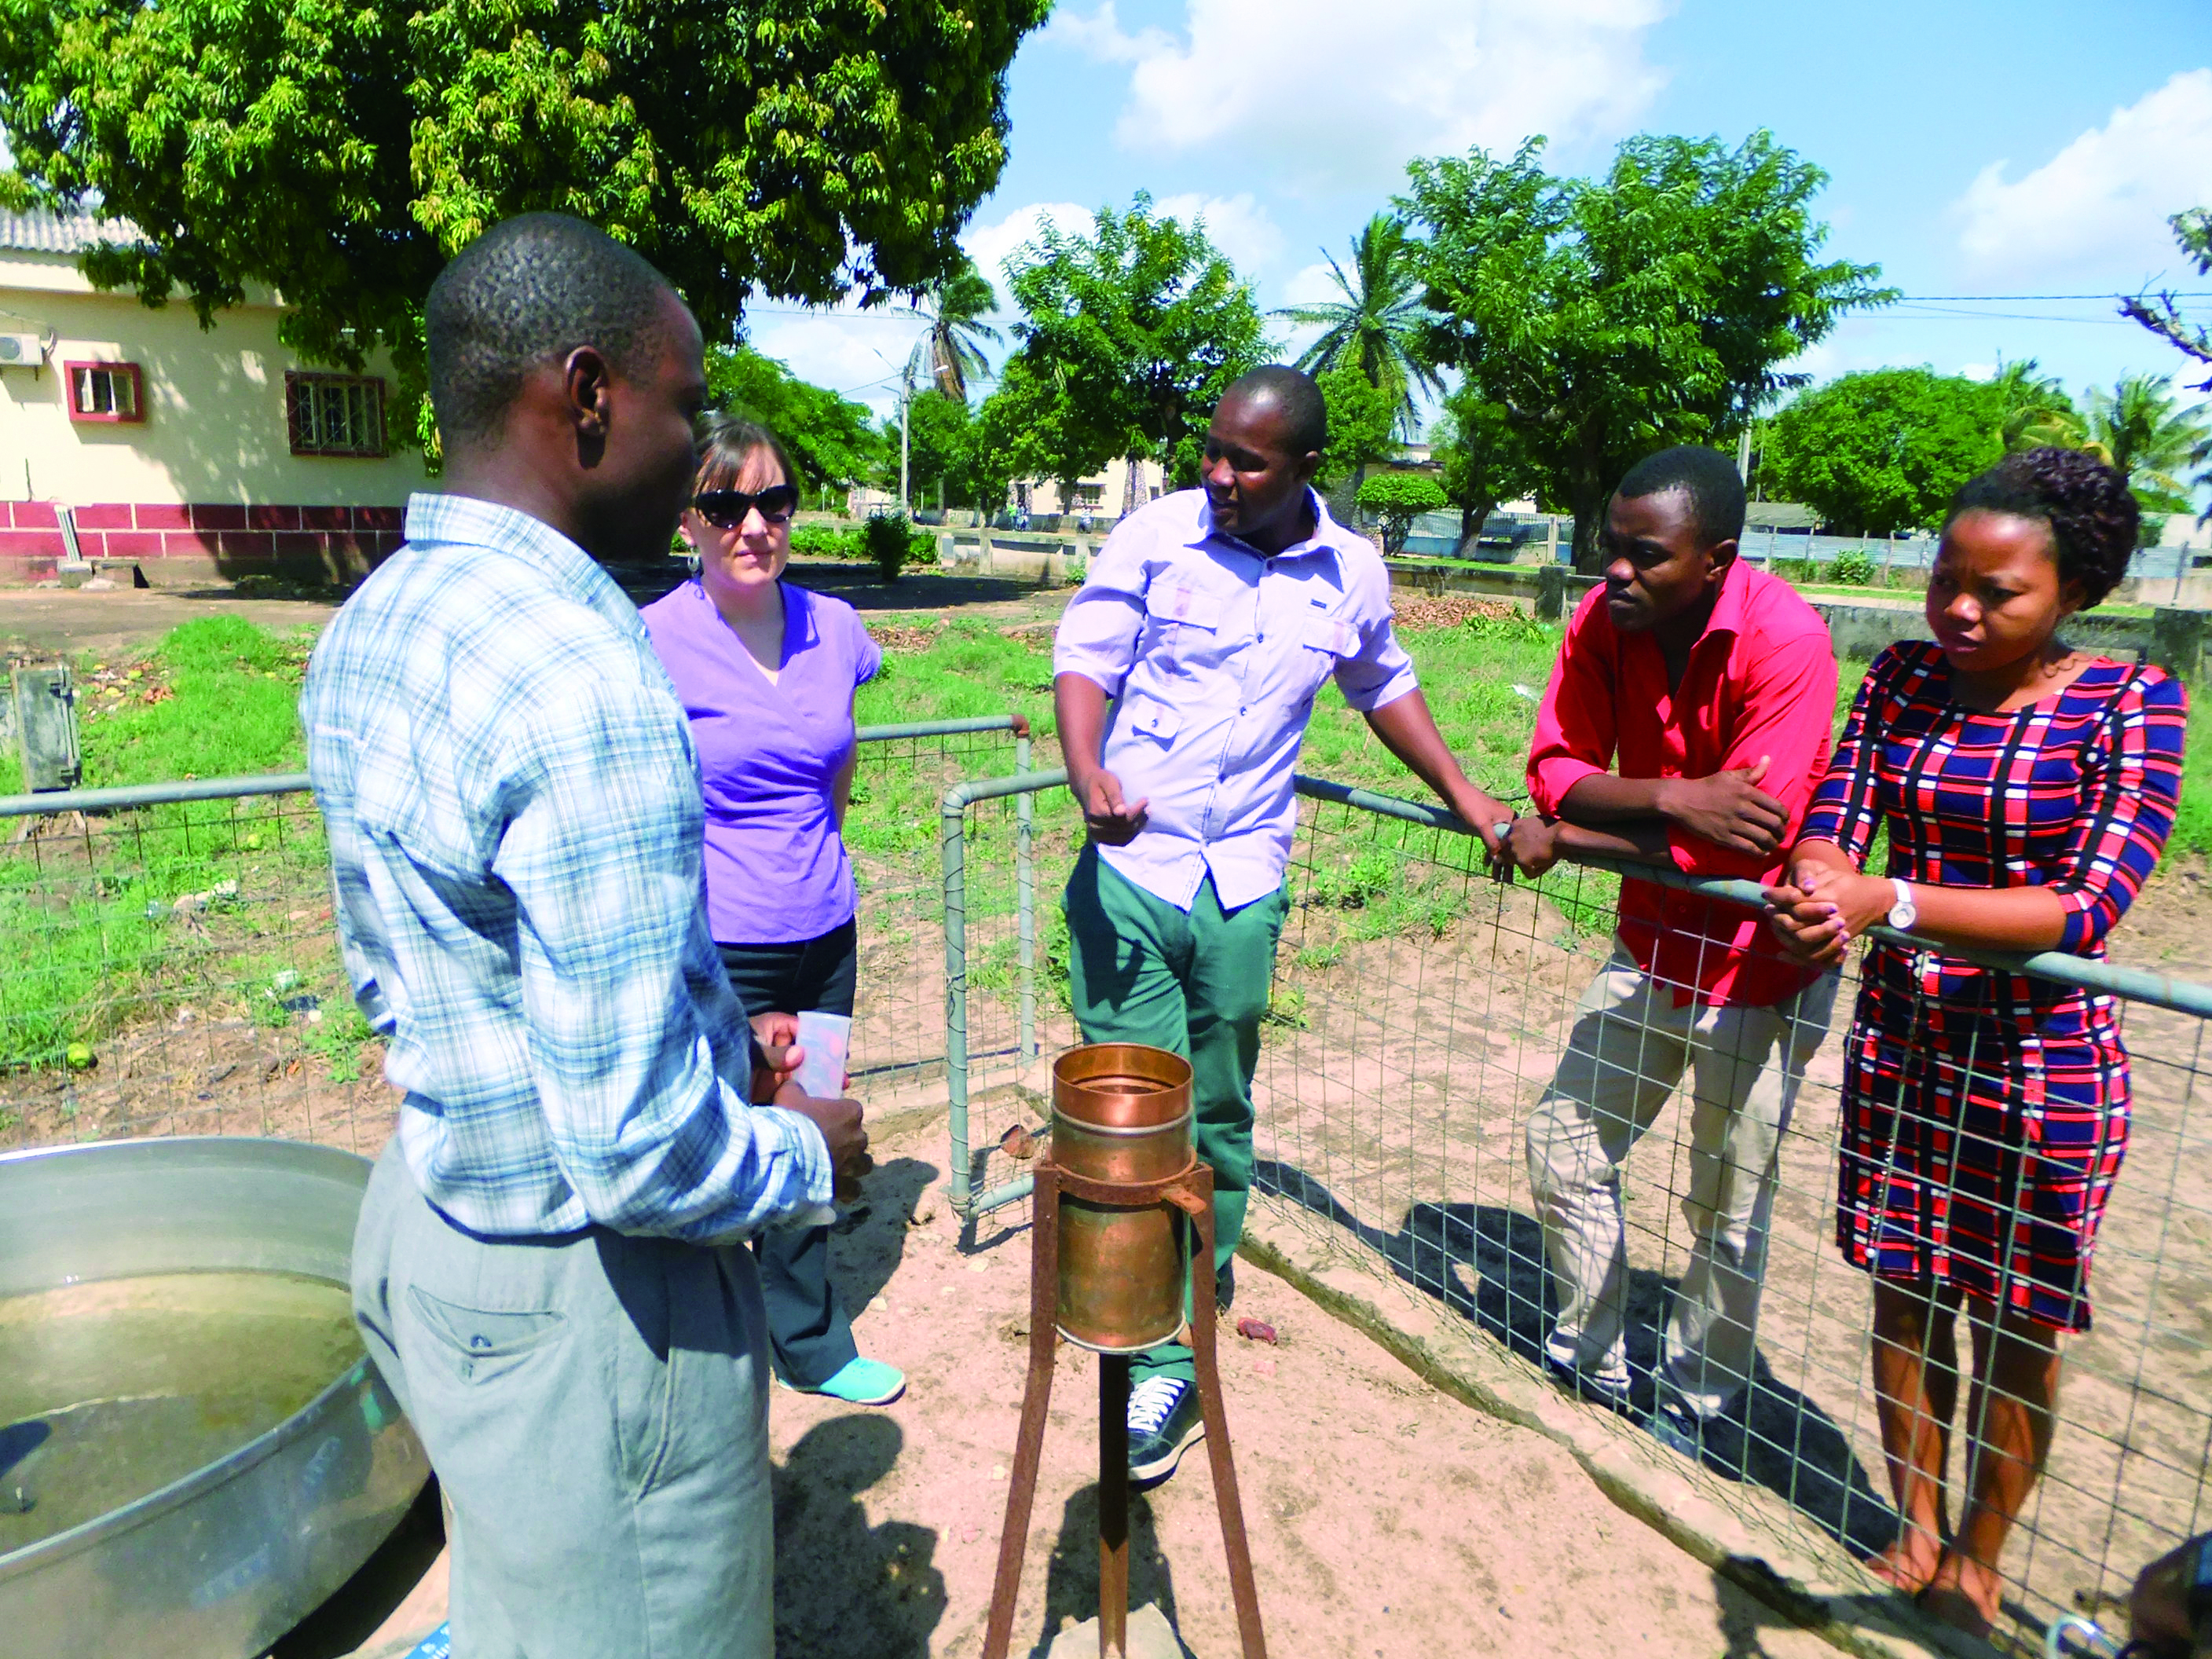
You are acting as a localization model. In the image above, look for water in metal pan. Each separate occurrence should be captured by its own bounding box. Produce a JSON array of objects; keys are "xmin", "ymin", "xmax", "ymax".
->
[{"xmin": 0, "ymin": 1269, "xmax": 361, "ymax": 1550}]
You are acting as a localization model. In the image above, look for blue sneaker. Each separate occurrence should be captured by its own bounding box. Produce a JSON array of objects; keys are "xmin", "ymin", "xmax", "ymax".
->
[
  {"xmin": 782, "ymin": 1357, "xmax": 906, "ymax": 1406},
  {"xmin": 1126, "ymin": 1377, "xmax": 1205, "ymax": 1484}
]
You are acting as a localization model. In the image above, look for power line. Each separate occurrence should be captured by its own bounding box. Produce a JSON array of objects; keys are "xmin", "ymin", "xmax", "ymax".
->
[{"xmin": 1895, "ymin": 291, "xmax": 2212, "ymax": 302}]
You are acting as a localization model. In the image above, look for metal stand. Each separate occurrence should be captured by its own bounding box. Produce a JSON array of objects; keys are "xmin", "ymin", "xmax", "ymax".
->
[{"xmin": 980, "ymin": 1155, "xmax": 1267, "ymax": 1659}]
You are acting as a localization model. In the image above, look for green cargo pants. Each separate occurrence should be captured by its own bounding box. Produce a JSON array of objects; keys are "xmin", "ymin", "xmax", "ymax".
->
[{"xmin": 1060, "ymin": 844, "xmax": 1288, "ymax": 1385}]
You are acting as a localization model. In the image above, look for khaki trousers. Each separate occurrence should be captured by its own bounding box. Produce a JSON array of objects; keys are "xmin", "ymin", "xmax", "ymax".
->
[
  {"xmin": 352, "ymin": 1141, "xmax": 776, "ymax": 1658},
  {"xmin": 1525, "ymin": 948, "xmax": 1837, "ymax": 1419}
]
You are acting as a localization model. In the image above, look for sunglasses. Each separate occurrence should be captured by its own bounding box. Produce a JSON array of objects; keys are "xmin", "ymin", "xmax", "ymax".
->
[{"xmin": 692, "ymin": 484, "xmax": 798, "ymax": 529}]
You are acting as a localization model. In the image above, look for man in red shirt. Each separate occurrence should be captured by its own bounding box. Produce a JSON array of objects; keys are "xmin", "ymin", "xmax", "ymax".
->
[{"xmin": 1505, "ymin": 445, "xmax": 1838, "ymax": 1471}]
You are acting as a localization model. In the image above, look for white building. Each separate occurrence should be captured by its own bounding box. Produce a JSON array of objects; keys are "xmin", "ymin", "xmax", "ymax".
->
[{"xmin": 0, "ymin": 210, "xmax": 429, "ymax": 585}]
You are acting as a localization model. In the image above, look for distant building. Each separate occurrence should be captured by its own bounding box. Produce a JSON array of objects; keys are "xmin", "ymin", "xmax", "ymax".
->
[
  {"xmin": 0, "ymin": 211, "xmax": 427, "ymax": 586},
  {"xmin": 849, "ymin": 453, "xmax": 1167, "ymax": 524}
]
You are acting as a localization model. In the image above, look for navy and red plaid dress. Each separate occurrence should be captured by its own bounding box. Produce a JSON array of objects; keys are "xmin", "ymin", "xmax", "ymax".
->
[{"xmin": 1800, "ymin": 640, "xmax": 2188, "ymax": 1330}]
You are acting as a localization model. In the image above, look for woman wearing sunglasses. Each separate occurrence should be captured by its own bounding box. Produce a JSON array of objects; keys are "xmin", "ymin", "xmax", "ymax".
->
[{"xmin": 639, "ymin": 414, "xmax": 903, "ymax": 1407}]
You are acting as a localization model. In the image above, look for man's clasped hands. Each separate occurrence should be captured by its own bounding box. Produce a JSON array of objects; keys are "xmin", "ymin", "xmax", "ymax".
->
[{"xmin": 1492, "ymin": 757, "xmax": 1904, "ymax": 967}]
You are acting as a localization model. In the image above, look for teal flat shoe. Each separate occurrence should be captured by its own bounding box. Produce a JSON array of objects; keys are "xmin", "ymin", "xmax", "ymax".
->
[{"xmin": 782, "ymin": 1356, "xmax": 906, "ymax": 1406}]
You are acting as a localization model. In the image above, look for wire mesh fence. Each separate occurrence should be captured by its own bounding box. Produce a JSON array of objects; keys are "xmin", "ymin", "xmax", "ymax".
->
[
  {"xmin": 938, "ymin": 771, "xmax": 2212, "ymax": 1649},
  {"xmin": 0, "ymin": 716, "xmax": 1032, "ymax": 1159}
]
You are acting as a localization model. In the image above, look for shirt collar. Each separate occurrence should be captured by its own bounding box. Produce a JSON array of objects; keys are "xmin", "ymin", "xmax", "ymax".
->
[
  {"xmin": 1691, "ymin": 553, "xmax": 1754, "ymax": 648},
  {"xmin": 402, "ymin": 492, "xmax": 636, "ymax": 625},
  {"xmin": 1188, "ymin": 486, "xmax": 1346, "ymax": 563}
]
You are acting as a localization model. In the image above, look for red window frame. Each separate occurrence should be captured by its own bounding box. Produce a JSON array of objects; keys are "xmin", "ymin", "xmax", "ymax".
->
[
  {"xmin": 64, "ymin": 361, "xmax": 145, "ymax": 424},
  {"xmin": 285, "ymin": 372, "xmax": 388, "ymax": 459}
]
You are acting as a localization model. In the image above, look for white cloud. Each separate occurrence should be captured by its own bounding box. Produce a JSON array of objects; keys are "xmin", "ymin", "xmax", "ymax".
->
[
  {"xmin": 745, "ymin": 304, "xmax": 933, "ymax": 419},
  {"xmin": 1955, "ymin": 68, "xmax": 2212, "ymax": 281},
  {"xmin": 961, "ymin": 201, "xmax": 1094, "ymax": 288},
  {"xmin": 960, "ymin": 192, "xmax": 1284, "ymax": 287},
  {"xmin": 1149, "ymin": 192, "xmax": 1284, "ymax": 271},
  {"xmin": 1045, "ymin": 0, "xmax": 1666, "ymax": 194},
  {"xmin": 1279, "ymin": 261, "xmax": 1345, "ymax": 309}
]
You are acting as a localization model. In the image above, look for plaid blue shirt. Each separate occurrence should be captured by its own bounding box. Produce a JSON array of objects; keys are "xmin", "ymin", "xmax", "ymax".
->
[{"xmin": 302, "ymin": 493, "xmax": 831, "ymax": 1240}]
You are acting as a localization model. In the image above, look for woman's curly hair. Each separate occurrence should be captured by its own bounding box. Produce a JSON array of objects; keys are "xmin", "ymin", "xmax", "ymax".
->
[{"xmin": 1945, "ymin": 447, "xmax": 2140, "ymax": 607}]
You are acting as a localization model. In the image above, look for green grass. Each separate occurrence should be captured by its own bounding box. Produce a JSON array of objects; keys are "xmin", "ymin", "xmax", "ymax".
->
[
  {"xmin": 0, "ymin": 617, "xmax": 328, "ymax": 1069},
  {"xmin": 8, "ymin": 602, "xmax": 2212, "ymax": 1073}
]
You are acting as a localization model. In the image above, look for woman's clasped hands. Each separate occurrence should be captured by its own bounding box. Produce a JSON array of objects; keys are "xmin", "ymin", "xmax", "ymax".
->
[{"xmin": 1762, "ymin": 855, "xmax": 1892, "ymax": 968}]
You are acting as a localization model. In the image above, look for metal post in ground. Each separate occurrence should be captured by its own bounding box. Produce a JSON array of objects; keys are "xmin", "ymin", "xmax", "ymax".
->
[
  {"xmin": 941, "ymin": 784, "xmax": 974, "ymax": 1217},
  {"xmin": 1016, "ymin": 734, "xmax": 1036, "ymax": 1066}
]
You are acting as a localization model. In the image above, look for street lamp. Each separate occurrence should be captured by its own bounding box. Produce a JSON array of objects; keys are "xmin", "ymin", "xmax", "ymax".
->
[{"xmin": 869, "ymin": 347, "xmax": 914, "ymax": 515}]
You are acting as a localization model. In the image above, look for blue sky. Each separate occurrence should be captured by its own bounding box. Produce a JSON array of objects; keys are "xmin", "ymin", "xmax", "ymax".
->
[{"xmin": 753, "ymin": 0, "xmax": 2212, "ymax": 427}]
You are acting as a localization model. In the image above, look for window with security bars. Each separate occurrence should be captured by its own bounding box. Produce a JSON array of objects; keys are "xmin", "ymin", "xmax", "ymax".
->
[
  {"xmin": 286, "ymin": 372, "xmax": 386, "ymax": 458},
  {"xmin": 66, "ymin": 361, "xmax": 143, "ymax": 423}
]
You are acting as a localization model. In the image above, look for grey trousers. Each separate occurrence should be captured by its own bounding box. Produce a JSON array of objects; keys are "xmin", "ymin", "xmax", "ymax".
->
[
  {"xmin": 353, "ymin": 1140, "xmax": 775, "ymax": 1659},
  {"xmin": 1525, "ymin": 950, "xmax": 1837, "ymax": 1419}
]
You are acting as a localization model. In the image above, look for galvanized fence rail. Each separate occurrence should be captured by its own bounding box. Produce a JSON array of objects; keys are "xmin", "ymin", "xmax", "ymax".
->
[
  {"xmin": 936, "ymin": 768, "xmax": 2212, "ymax": 1652},
  {"xmin": 0, "ymin": 716, "xmax": 1032, "ymax": 1155}
]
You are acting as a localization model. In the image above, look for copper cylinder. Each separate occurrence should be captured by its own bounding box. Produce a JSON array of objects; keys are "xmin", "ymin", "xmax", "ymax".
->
[{"xmin": 1050, "ymin": 1042, "xmax": 1194, "ymax": 1353}]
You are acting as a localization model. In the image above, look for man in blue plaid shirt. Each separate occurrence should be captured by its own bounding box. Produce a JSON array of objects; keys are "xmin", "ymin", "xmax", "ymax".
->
[{"xmin": 304, "ymin": 214, "xmax": 871, "ymax": 1659}]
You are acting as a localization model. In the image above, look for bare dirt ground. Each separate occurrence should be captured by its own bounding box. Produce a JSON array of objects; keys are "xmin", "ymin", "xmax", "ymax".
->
[{"xmin": 761, "ymin": 1111, "xmax": 1855, "ymax": 1659}]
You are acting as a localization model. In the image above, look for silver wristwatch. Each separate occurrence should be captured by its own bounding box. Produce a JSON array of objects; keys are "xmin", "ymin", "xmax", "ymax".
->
[{"xmin": 1885, "ymin": 878, "xmax": 1918, "ymax": 932}]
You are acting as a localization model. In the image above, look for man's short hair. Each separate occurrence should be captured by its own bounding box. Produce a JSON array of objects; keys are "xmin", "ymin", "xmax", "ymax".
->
[
  {"xmin": 1223, "ymin": 365, "xmax": 1328, "ymax": 459},
  {"xmin": 426, "ymin": 212, "xmax": 676, "ymax": 448},
  {"xmin": 1615, "ymin": 445, "xmax": 1747, "ymax": 548}
]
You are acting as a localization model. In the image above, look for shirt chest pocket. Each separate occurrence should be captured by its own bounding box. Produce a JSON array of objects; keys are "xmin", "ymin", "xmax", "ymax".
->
[{"xmin": 1302, "ymin": 610, "xmax": 1361, "ymax": 660}]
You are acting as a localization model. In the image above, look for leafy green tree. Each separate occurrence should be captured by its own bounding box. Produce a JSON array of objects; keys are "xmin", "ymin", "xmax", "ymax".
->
[
  {"xmin": 709, "ymin": 346, "xmax": 882, "ymax": 503},
  {"xmin": 1315, "ymin": 362, "xmax": 1401, "ymax": 490},
  {"xmin": 2082, "ymin": 374, "xmax": 2212, "ymax": 515},
  {"xmin": 1431, "ymin": 386, "xmax": 1543, "ymax": 555},
  {"xmin": 1275, "ymin": 214, "xmax": 1441, "ymax": 438},
  {"xmin": 1762, "ymin": 368, "xmax": 2003, "ymax": 535},
  {"xmin": 1357, "ymin": 471, "xmax": 1448, "ymax": 554},
  {"xmin": 901, "ymin": 258, "xmax": 1003, "ymax": 405},
  {"xmin": 989, "ymin": 194, "xmax": 1272, "ymax": 500},
  {"xmin": 1988, "ymin": 358, "xmax": 2081, "ymax": 452},
  {"xmin": 2122, "ymin": 209, "xmax": 2212, "ymax": 394},
  {"xmin": 0, "ymin": 0, "xmax": 1049, "ymax": 445},
  {"xmin": 1402, "ymin": 132, "xmax": 1893, "ymax": 570}
]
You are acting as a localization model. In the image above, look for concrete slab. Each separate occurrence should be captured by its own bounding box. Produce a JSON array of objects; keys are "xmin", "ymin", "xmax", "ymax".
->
[{"xmin": 1045, "ymin": 1602, "xmax": 1188, "ymax": 1658}]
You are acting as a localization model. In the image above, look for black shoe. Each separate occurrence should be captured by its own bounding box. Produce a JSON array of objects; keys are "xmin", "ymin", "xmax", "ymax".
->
[
  {"xmin": 1650, "ymin": 1399, "xmax": 1749, "ymax": 1480},
  {"xmin": 1215, "ymin": 1258, "xmax": 1234, "ymax": 1313},
  {"xmin": 1126, "ymin": 1377, "xmax": 1205, "ymax": 1485}
]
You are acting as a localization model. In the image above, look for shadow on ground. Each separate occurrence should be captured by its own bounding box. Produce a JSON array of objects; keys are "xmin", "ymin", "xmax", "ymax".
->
[
  {"xmin": 1026, "ymin": 1485, "xmax": 1196, "ymax": 1659},
  {"xmin": 1254, "ymin": 1159, "xmax": 1900, "ymax": 1562},
  {"xmin": 824, "ymin": 1155, "xmax": 938, "ymax": 1312},
  {"xmin": 773, "ymin": 1414, "xmax": 946, "ymax": 1659}
]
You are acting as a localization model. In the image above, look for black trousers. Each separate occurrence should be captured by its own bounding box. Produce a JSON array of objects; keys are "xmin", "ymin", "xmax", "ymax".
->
[{"xmin": 719, "ymin": 919, "xmax": 861, "ymax": 1387}]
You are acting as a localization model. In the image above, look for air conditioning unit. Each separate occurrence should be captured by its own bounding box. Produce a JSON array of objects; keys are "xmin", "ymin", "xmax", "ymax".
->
[{"xmin": 0, "ymin": 333, "xmax": 46, "ymax": 368}]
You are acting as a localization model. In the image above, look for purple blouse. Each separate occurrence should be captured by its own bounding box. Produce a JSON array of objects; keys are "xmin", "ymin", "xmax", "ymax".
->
[{"xmin": 639, "ymin": 579, "xmax": 882, "ymax": 946}]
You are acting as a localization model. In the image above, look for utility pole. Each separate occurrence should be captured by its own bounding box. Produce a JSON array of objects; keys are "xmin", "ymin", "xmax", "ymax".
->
[{"xmin": 899, "ymin": 379, "xmax": 911, "ymax": 515}]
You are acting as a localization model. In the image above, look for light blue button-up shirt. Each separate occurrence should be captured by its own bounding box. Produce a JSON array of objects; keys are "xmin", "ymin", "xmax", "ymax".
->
[
  {"xmin": 302, "ymin": 493, "xmax": 831, "ymax": 1242},
  {"xmin": 1053, "ymin": 488, "xmax": 1418, "ymax": 912}
]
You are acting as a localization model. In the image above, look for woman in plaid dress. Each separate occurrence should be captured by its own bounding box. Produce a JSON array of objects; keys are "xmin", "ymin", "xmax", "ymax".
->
[{"xmin": 1767, "ymin": 449, "xmax": 2187, "ymax": 1636}]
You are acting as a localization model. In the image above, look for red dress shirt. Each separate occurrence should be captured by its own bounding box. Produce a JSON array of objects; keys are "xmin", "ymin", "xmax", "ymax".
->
[{"xmin": 1526, "ymin": 559, "xmax": 1837, "ymax": 1007}]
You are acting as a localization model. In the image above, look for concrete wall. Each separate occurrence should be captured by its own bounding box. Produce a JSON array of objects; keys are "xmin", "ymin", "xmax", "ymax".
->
[{"xmin": 0, "ymin": 246, "xmax": 428, "ymax": 584}]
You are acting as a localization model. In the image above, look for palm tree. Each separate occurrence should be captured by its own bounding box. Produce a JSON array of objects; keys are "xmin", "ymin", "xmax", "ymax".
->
[
  {"xmin": 1988, "ymin": 357, "xmax": 2080, "ymax": 452},
  {"xmin": 903, "ymin": 258, "xmax": 1002, "ymax": 405},
  {"xmin": 1274, "ymin": 214, "xmax": 1442, "ymax": 439},
  {"xmin": 2082, "ymin": 374, "xmax": 2212, "ymax": 511}
]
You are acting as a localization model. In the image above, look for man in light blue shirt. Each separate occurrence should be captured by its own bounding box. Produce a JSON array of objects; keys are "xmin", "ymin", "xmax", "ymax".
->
[
  {"xmin": 306, "ymin": 213, "xmax": 870, "ymax": 1659},
  {"xmin": 1053, "ymin": 365, "xmax": 1511, "ymax": 1484}
]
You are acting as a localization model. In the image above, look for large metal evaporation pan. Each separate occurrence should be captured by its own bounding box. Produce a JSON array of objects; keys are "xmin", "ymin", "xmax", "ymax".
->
[
  {"xmin": 0, "ymin": 1137, "xmax": 428, "ymax": 1659},
  {"xmin": 1050, "ymin": 1042, "xmax": 1196, "ymax": 1353}
]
